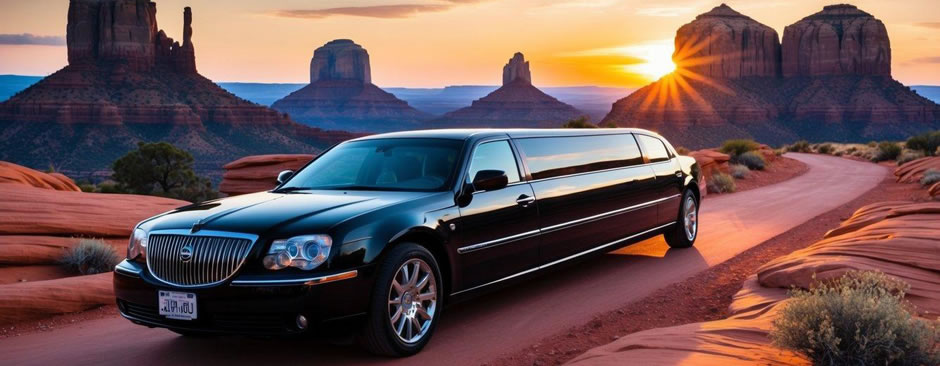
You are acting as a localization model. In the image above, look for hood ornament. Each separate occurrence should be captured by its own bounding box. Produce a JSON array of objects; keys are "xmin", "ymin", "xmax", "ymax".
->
[{"xmin": 191, "ymin": 218, "xmax": 205, "ymax": 233}]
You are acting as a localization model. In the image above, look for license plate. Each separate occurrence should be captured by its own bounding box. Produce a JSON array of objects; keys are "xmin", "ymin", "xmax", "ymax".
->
[{"xmin": 158, "ymin": 291, "xmax": 197, "ymax": 320}]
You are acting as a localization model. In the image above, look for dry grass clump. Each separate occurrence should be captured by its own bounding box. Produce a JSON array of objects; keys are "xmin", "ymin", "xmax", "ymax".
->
[
  {"xmin": 921, "ymin": 169, "xmax": 940, "ymax": 187},
  {"xmin": 706, "ymin": 172, "xmax": 735, "ymax": 194},
  {"xmin": 873, "ymin": 142, "xmax": 902, "ymax": 162},
  {"xmin": 60, "ymin": 239, "xmax": 120, "ymax": 275},
  {"xmin": 771, "ymin": 271, "xmax": 939, "ymax": 366},
  {"xmin": 730, "ymin": 164, "xmax": 750, "ymax": 179},
  {"xmin": 734, "ymin": 151, "xmax": 766, "ymax": 170},
  {"xmin": 720, "ymin": 139, "xmax": 760, "ymax": 156}
]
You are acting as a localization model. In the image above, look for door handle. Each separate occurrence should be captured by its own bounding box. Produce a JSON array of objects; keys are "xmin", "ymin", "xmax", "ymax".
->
[{"xmin": 516, "ymin": 195, "xmax": 535, "ymax": 206}]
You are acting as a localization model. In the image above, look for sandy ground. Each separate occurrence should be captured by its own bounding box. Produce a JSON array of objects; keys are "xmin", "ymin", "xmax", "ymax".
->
[{"xmin": 0, "ymin": 153, "xmax": 887, "ymax": 366}]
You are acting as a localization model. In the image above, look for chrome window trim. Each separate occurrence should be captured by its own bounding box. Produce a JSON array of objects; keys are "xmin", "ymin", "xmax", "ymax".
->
[
  {"xmin": 145, "ymin": 229, "xmax": 259, "ymax": 289},
  {"xmin": 229, "ymin": 270, "xmax": 359, "ymax": 287},
  {"xmin": 451, "ymin": 221, "xmax": 677, "ymax": 296},
  {"xmin": 456, "ymin": 194, "xmax": 680, "ymax": 254},
  {"xmin": 456, "ymin": 229, "xmax": 540, "ymax": 254}
]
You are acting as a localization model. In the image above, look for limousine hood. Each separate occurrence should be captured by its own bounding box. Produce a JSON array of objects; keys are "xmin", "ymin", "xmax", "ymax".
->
[{"xmin": 138, "ymin": 190, "xmax": 431, "ymax": 237}]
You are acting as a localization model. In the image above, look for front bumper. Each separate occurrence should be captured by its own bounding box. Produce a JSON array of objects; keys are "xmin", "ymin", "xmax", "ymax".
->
[{"xmin": 113, "ymin": 260, "xmax": 374, "ymax": 335}]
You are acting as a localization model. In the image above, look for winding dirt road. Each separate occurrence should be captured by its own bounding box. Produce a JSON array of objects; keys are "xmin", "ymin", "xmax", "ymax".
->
[{"xmin": 0, "ymin": 153, "xmax": 886, "ymax": 366}]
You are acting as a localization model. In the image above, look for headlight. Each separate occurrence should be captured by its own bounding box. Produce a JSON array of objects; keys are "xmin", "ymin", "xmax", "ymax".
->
[
  {"xmin": 263, "ymin": 235, "xmax": 332, "ymax": 271},
  {"xmin": 128, "ymin": 228, "xmax": 148, "ymax": 260}
]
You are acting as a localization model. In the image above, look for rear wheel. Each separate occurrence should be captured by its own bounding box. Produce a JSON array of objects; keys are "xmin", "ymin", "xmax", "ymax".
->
[
  {"xmin": 360, "ymin": 243, "xmax": 442, "ymax": 357},
  {"xmin": 664, "ymin": 189, "xmax": 698, "ymax": 248}
]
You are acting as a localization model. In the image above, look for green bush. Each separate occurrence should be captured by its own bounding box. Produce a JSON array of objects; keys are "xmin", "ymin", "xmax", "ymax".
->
[
  {"xmin": 60, "ymin": 239, "xmax": 120, "ymax": 275},
  {"xmin": 921, "ymin": 169, "xmax": 940, "ymax": 186},
  {"xmin": 905, "ymin": 130, "xmax": 940, "ymax": 156},
  {"xmin": 111, "ymin": 141, "xmax": 217, "ymax": 202},
  {"xmin": 897, "ymin": 150, "xmax": 925, "ymax": 166},
  {"xmin": 816, "ymin": 143, "xmax": 833, "ymax": 155},
  {"xmin": 561, "ymin": 116, "xmax": 597, "ymax": 128},
  {"xmin": 733, "ymin": 151, "xmax": 766, "ymax": 170},
  {"xmin": 788, "ymin": 140, "xmax": 811, "ymax": 153},
  {"xmin": 873, "ymin": 142, "xmax": 902, "ymax": 162},
  {"xmin": 771, "ymin": 271, "xmax": 939, "ymax": 366},
  {"xmin": 719, "ymin": 139, "xmax": 760, "ymax": 157},
  {"xmin": 730, "ymin": 164, "xmax": 750, "ymax": 179},
  {"xmin": 706, "ymin": 172, "xmax": 735, "ymax": 194}
]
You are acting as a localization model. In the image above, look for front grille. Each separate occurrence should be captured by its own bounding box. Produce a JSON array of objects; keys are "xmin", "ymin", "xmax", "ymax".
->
[{"xmin": 147, "ymin": 234, "xmax": 254, "ymax": 287}]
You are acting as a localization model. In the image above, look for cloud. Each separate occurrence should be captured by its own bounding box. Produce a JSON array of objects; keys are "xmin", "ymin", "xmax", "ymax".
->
[
  {"xmin": 915, "ymin": 22, "xmax": 940, "ymax": 29},
  {"xmin": 911, "ymin": 56, "xmax": 940, "ymax": 64},
  {"xmin": 0, "ymin": 33, "xmax": 65, "ymax": 46},
  {"xmin": 273, "ymin": 0, "xmax": 486, "ymax": 20}
]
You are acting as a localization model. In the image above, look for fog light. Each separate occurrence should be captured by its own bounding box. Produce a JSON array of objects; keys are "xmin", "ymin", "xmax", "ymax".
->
[{"xmin": 296, "ymin": 314, "xmax": 308, "ymax": 330}]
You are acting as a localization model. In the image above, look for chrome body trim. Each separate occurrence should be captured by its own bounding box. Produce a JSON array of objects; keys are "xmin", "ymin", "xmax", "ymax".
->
[
  {"xmin": 114, "ymin": 259, "xmax": 143, "ymax": 277},
  {"xmin": 229, "ymin": 270, "xmax": 359, "ymax": 287},
  {"xmin": 456, "ymin": 229, "xmax": 540, "ymax": 254},
  {"xmin": 540, "ymin": 194, "xmax": 680, "ymax": 233},
  {"xmin": 450, "ymin": 221, "xmax": 676, "ymax": 296},
  {"xmin": 456, "ymin": 194, "xmax": 680, "ymax": 254},
  {"xmin": 145, "ymin": 229, "xmax": 259, "ymax": 289}
]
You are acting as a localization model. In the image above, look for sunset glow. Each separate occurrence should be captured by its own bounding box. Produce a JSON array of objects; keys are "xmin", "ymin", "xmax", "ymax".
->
[{"xmin": 621, "ymin": 41, "xmax": 677, "ymax": 81}]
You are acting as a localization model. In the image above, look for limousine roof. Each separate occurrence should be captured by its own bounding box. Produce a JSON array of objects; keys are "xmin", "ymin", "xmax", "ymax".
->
[{"xmin": 352, "ymin": 128, "xmax": 665, "ymax": 141}]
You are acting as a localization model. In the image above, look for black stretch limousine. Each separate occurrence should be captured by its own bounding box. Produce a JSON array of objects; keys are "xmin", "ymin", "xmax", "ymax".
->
[{"xmin": 114, "ymin": 128, "xmax": 701, "ymax": 356}]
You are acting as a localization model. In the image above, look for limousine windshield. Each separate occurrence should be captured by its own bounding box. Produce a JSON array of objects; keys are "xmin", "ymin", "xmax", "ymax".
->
[{"xmin": 279, "ymin": 138, "xmax": 462, "ymax": 192}]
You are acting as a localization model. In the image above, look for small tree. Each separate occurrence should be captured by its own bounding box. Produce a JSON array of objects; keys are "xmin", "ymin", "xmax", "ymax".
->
[
  {"xmin": 561, "ymin": 116, "xmax": 598, "ymax": 128},
  {"xmin": 111, "ymin": 142, "xmax": 217, "ymax": 202}
]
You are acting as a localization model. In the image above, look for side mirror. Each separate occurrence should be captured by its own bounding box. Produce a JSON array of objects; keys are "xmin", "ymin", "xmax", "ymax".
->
[
  {"xmin": 472, "ymin": 170, "xmax": 508, "ymax": 192},
  {"xmin": 277, "ymin": 170, "xmax": 294, "ymax": 185}
]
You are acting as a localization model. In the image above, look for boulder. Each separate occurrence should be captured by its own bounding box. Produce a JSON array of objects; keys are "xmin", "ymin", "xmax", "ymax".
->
[
  {"xmin": 894, "ymin": 156, "xmax": 940, "ymax": 183},
  {"xmin": 0, "ymin": 236, "xmax": 126, "ymax": 266},
  {"xmin": 930, "ymin": 182, "xmax": 940, "ymax": 199},
  {"xmin": 219, "ymin": 154, "xmax": 315, "ymax": 196},
  {"xmin": 0, "ymin": 272, "xmax": 113, "ymax": 325},
  {"xmin": 689, "ymin": 149, "xmax": 730, "ymax": 179},
  {"xmin": 757, "ymin": 144, "xmax": 777, "ymax": 162},
  {"xmin": 673, "ymin": 4, "xmax": 780, "ymax": 79},
  {"xmin": 782, "ymin": 4, "xmax": 890, "ymax": 77},
  {"xmin": 0, "ymin": 183, "xmax": 186, "ymax": 237},
  {"xmin": 0, "ymin": 161, "xmax": 81, "ymax": 191}
]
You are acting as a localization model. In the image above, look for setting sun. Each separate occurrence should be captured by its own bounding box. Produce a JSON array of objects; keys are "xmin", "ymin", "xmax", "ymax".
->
[{"xmin": 621, "ymin": 40, "xmax": 677, "ymax": 81}]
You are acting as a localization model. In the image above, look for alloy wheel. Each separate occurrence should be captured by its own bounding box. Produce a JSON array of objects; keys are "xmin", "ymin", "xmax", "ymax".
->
[
  {"xmin": 683, "ymin": 195, "xmax": 697, "ymax": 241},
  {"xmin": 387, "ymin": 258, "xmax": 437, "ymax": 344}
]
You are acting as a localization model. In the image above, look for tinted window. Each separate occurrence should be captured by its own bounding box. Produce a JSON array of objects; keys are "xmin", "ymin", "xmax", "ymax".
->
[
  {"xmin": 467, "ymin": 140, "xmax": 521, "ymax": 184},
  {"xmin": 516, "ymin": 134, "xmax": 643, "ymax": 180},
  {"xmin": 636, "ymin": 134, "xmax": 670, "ymax": 163},
  {"xmin": 282, "ymin": 138, "xmax": 461, "ymax": 191}
]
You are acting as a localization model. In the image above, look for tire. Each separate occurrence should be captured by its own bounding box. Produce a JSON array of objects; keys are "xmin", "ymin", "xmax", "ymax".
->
[
  {"xmin": 360, "ymin": 243, "xmax": 443, "ymax": 357},
  {"xmin": 664, "ymin": 189, "xmax": 699, "ymax": 248}
]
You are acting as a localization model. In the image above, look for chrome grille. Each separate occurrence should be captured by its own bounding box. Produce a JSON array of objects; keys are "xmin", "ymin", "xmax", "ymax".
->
[{"xmin": 147, "ymin": 234, "xmax": 254, "ymax": 287}]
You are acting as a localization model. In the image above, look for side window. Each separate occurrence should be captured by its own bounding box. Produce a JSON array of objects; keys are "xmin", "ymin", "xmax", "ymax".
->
[
  {"xmin": 636, "ymin": 135, "xmax": 670, "ymax": 163},
  {"xmin": 467, "ymin": 141, "xmax": 521, "ymax": 184},
  {"xmin": 515, "ymin": 134, "xmax": 644, "ymax": 180}
]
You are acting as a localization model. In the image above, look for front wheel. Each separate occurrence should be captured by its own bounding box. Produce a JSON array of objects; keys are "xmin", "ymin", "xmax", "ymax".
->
[
  {"xmin": 664, "ymin": 189, "xmax": 698, "ymax": 248},
  {"xmin": 360, "ymin": 243, "xmax": 443, "ymax": 357}
]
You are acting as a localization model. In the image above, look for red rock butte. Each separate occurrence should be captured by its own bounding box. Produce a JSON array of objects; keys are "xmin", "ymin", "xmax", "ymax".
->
[
  {"xmin": 603, "ymin": 3, "xmax": 939, "ymax": 149},
  {"xmin": 271, "ymin": 39, "xmax": 429, "ymax": 133},
  {"xmin": 434, "ymin": 52, "xmax": 583, "ymax": 128}
]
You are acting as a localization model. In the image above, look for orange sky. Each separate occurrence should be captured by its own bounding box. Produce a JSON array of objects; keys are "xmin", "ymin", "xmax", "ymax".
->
[{"xmin": 0, "ymin": 0, "xmax": 938, "ymax": 87}]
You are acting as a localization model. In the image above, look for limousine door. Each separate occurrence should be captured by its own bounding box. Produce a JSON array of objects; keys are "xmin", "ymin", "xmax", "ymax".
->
[
  {"xmin": 635, "ymin": 134, "xmax": 684, "ymax": 226},
  {"xmin": 452, "ymin": 140, "xmax": 540, "ymax": 291},
  {"xmin": 515, "ymin": 134, "xmax": 660, "ymax": 263}
]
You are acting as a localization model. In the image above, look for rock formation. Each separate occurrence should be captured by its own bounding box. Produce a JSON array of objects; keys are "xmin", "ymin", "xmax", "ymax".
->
[
  {"xmin": 219, "ymin": 154, "xmax": 315, "ymax": 196},
  {"xmin": 272, "ymin": 39, "xmax": 428, "ymax": 133},
  {"xmin": 674, "ymin": 4, "xmax": 780, "ymax": 79},
  {"xmin": 894, "ymin": 157, "xmax": 940, "ymax": 183},
  {"xmin": 602, "ymin": 4, "xmax": 940, "ymax": 149},
  {"xmin": 570, "ymin": 200, "xmax": 940, "ymax": 365},
  {"xmin": 782, "ymin": 4, "xmax": 890, "ymax": 77},
  {"xmin": 0, "ymin": 162, "xmax": 81, "ymax": 191},
  {"xmin": 434, "ymin": 52, "xmax": 583, "ymax": 128},
  {"xmin": 0, "ymin": 0, "xmax": 355, "ymax": 179}
]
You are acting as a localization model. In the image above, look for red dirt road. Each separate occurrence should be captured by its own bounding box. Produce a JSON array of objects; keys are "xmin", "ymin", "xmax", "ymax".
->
[{"xmin": 0, "ymin": 153, "xmax": 886, "ymax": 366}]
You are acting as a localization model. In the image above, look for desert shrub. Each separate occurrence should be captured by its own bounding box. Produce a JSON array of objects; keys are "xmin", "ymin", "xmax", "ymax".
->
[
  {"xmin": 733, "ymin": 151, "xmax": 766, "ymax": 170},
  {"xmin": 788, "ymin": 140, "xmax": 811, "ymax": 153},
  {"xmin": 719, "ymin": 139, "xmax": 760, "ymax": 157},
  {"xmin": 706, "ymin": 172, "xmax": 735, "ymax": 193},
  {"xmin": 872, "ymin": 142, "xmax": 902, "ymax": 162},
  {"xmin": 816, "ymin": 143, "xmax": 833, "ymax": 155},
  {"xmin": 112, "ymin": 142, "xmax": 217, "ymax": 202},
  {"xmin": 95, "ymin": 181, "xmax": 126, "ymax": 194},
  {"xmin": 60, "ymin": 239, "xmax": 120, "ymax": 275},
  {"xmin": 675, "ymin": 146, "xmax": 690, "ymax": 155},
  {"xmin": 561, "ymin": 116, "xmax": 597, "ymax": 128},
  {"xmin": 905, "ymin": 130, "xmax": 940, "ymax": 156},
  {"xmin": 771, "ymin": 271, "xmax": 939, "ymax": 366},
  {"xmin": 921, "ymin": 169, "xmax": 940, "ymax": 186},
  {"xmin": 867, "ymin": 141, "xmax": 878, "ymax": 147},
  {"xmin": 846, "ymin": 146, "xmax": 858, "ymax": 154},
  {"xmin": 730, "ymin": 164, "xmax": 750, "ymax": 179},
  {"xmin": 897, "ymin": 150, "xmax": 925, "ymax": 166},
  {"xmin": 78, "ymin": 183, "xmax": 96, "ymax": 193}
]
